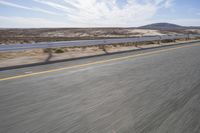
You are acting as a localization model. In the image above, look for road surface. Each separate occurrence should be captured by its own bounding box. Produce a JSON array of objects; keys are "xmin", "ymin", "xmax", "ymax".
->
[{"xmin": 0, "ymin": 42, "xmax": 200, "ymax": 133}]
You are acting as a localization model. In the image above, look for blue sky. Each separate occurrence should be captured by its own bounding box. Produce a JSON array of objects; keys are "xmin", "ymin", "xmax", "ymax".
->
[{"xmin": 0, "ymin": 0, "xmax": 199, "ymax": 28}]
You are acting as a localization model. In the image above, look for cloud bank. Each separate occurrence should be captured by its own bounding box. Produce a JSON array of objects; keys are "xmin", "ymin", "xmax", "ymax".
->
[
  {"xmin": 1, "ymin": 0, "xmax": 199, "ymax": 27},
  {"xmin": 33, "ymin": 0, "xmax": 173, "ymax": 27}
]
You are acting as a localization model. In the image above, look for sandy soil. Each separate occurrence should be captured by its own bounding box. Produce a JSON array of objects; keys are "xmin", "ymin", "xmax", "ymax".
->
[
  {"xmin": 1, "ymin": 39, "xmax": 199, "ymax": 68},
  {"xmin": 0, "ymin": 28, "xmax": 176, "ymax": 44}
]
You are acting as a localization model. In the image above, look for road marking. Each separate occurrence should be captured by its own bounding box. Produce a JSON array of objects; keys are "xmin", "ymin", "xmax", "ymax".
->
[
  {"xmin": 0, "ymin": 43, "xmax": 199, "ymax": 81},
  {"xmin": 25, "ymin": 71, "xmax": 33, "ymax": 74}
]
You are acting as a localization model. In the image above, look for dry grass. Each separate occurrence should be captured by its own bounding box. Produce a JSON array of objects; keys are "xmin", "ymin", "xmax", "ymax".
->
[
  {"xmin": 0, "ymin": 38, "xmax": 199, "ymax": 68},
  {"xmin": 0, "ymin": 28, "xmax": 182, "ymax": 44},
  {"xmin": 0, "ymin": 38, "xmax": 194, "ymax": 60}
]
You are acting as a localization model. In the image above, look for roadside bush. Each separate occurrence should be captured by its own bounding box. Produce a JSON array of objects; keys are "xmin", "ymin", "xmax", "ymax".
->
[
  {"xmin": 43, "ymin": 48, "xmax": 50, "ymax": 53},
  {"xmin": 55, "ymin": 48, "xmax": 65, "ymax": 53},
  {"xmin": 161, "ymin": 39, "xmax": 174, "ymax": 43}
]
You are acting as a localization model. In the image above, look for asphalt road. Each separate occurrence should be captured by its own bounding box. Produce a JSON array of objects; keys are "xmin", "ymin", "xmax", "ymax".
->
[{"xmin": 0, "ymin": 42, "xmax": 200, "ymax": 133}]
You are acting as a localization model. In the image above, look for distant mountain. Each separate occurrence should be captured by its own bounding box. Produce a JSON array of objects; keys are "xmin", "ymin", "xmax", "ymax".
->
[
  {"xmin": 187, "ymin": 26, "xmax": 200, "ymax": 29},
  {"xmin": 139, "ymin": 23, "xmax": 185, "ymax": 30}
]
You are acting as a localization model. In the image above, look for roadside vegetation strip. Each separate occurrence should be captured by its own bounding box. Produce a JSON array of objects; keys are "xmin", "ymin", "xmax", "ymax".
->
[
  {"xmin": 1, "ymin": 39, "xmax": 199, "ymax": 69},
  {"xmin": 0, "ymin": 43, "xmax": 200, "ymax": 82},
  {"xmin": 0, "ymin": 35, "xmax": 200, "ymax": 52}
]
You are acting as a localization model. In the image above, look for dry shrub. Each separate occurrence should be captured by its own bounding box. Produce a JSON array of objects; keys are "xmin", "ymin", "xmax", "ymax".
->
[
  {"xmin": 55, "ymin": 48, "xmax": 65, "ymax": 53},
  {"xmin": 161, "ymin": 39, "xmax": 174, "ymax": 43}
]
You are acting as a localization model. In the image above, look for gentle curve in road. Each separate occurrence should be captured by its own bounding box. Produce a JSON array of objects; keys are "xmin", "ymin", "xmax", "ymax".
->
[{"xmin": 0, "ymin": 42, "xmax": 200, "ymax": 133}]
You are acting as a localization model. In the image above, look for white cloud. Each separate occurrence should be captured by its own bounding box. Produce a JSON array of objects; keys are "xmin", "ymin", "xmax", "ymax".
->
[
  {"xmin": 0, "ymin": 16, "xmax": 68, "ymax": 28},
  {"xmin": 163, "ymin": 0, "xmax": 173, "ymax": 8},
  {"xmin": 33, "ymin": 0, "xmax": 174, "ymax": 27},
  {"xmin": 0, "ymin": 0, "xmax": 199, "ymax": 28},
  {"xmin": 0, "ymin": 1, "xmax": 60, "ymax": 15},
  {"xmin": 0, "ymin": 0, "xmax": 180, "ymax": 27},
  {"xmin": 33, "ymin": 0, "xmax": 76, "ymax": 13}
]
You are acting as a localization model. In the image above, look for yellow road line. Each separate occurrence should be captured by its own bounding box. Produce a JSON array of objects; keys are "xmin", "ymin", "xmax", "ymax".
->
[{"xmin": 0, "ymin": 43, "xmax": 199, "ymax": 81}]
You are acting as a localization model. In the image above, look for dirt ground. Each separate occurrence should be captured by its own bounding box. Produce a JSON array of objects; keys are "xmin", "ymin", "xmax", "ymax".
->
[
  {"xmin": 1, "ymin": 39, "xmax": 199, "ymax": 68},
  {"xmin": 1, "ymin": 28, "xmax": 199, "ymax": 44}
]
